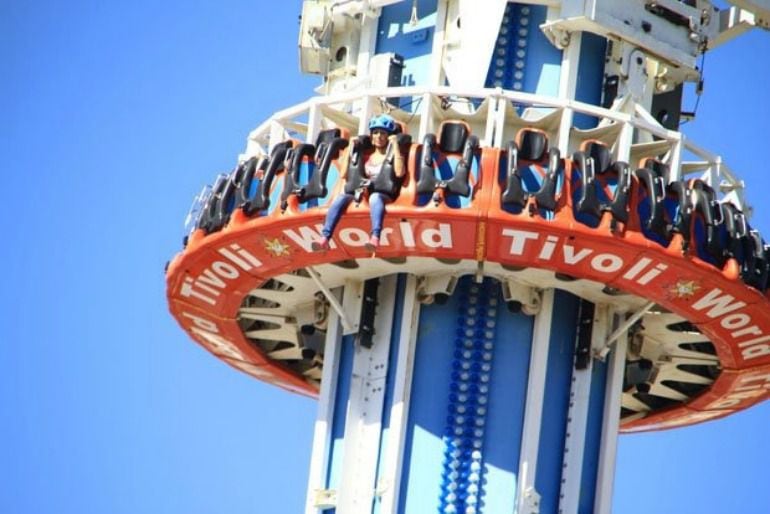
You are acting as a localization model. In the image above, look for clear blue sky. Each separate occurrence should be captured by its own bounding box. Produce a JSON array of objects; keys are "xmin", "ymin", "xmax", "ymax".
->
[{"xmin": 2, "ymin": 2, "xmax": 769, "ymax": 513}]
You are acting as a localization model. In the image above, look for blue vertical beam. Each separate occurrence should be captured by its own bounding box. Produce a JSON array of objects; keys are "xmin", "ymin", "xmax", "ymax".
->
[
  {"xmin": 397, "ymin": 281, "xmax": 460, "ymax": 513},
  {"xmin": 480, "ymin": 291, "xmax": 534, "ymax": 513},
  {"xmin": 578, "ymin": 359, "xmax": 609, "ymax": 513},
  {"xmin": 324, "ymin": 335, "xmax": 356, "ymax": 513},
  {"xmin": 574, "ymin": 33, "xmax": 608, "ymax": 129},
  {"xmin": 535, "ymin": 290, "xmax": 581, "ymax": 514}
]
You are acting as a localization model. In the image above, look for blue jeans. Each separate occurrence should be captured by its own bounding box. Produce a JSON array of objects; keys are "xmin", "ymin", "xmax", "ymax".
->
[{"xmin": 322, "ymin": 192, "xmax": 390, "ymax": 238}]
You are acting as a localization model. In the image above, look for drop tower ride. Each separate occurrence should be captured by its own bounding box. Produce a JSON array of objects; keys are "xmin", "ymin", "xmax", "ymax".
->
[{"xmin": 165, "ymin": 1, "xmax": 770, "ymax": 512}]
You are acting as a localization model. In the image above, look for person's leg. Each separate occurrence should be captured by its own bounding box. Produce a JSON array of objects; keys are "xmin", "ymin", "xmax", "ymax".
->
[
  {"xmin": 314, "ymin": 193, "xmax": 354, "ymax": 251},
  {"xmin": 366, "ymin": 193, "xmax": 390, "ymax": 250},
  {"xmin": 322, "ymin": 193, "xmax": 354, "ymax": 238}
]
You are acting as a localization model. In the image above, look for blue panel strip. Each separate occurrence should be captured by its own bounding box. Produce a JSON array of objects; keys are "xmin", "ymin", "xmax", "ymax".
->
[
  {"xmin": 376, "ymin": 0, "xmax": 438, "ymax": 104},
  {"xmin": 438, "ymin": 279, "xmax": 497, "ymax": 514},
  {"xmin": 578, "ymin": 358, "xmax": 608, "ymax": 513},
  {"xmin": 398, "ymin": 278, "xmax": 464, "ymax": 513},
  {"xmin": 535, "ymin": 290, "xmax": 580, "ymax": 514},
  {"xmin": 325, "ymin": 334, "xmax": 355, "ymax": 491},
  {"xmin": 481, "ymin": 287, "xmax": 534, "ymax": 513},
  {"xmin": 574, "ymin": 32, "xmax": 608, "ymax": 129}
]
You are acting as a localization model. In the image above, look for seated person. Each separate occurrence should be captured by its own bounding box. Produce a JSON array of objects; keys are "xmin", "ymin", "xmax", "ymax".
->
[{"xmin": 313, "ymin": 114, "xmax": 405, "ymax": 252}]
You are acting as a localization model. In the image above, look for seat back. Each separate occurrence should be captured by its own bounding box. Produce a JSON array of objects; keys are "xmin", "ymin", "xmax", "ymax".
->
[
  {"xmin": 238, "ymin": 141, "xmax": 292, "ymax": 216},
  {"xmin": 571, "ymin": 140, "xmax": 629, "ymax": 227},
  {"xmin": 501, "ymin": 128, "xmax": 562, "ymax": 217},
  {"xmin": 416, "ymin": 120, "xmax": 479, "ymax": 207}
]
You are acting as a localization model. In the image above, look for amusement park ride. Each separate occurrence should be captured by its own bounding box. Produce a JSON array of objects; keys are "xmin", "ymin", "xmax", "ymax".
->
[{"xmin": 165, "ymin": 0, "xmax": 770, "ymax": 512}]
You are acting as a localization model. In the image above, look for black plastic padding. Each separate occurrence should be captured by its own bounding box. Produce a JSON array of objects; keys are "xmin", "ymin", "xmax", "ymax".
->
[
  {"xmin": 372, "ymin": 134, "xmax": 412, "ymax": 198},
  {"xmin": 586, "ymin": 142, "xmax": 612, "ymax": 174},
  {"xmin": 689, "ymin": 181, "xmax": 722, "ymax": 264},
  {"xmin": 666, "ymin": 181, "xmax": 691, "ymax": 243},
  {"xmin": 634, "ymin": 167, "xmax": 667, "ymax": 237},
  {"xmin": 444, "ymin": 135, "xmax": 479, "ymax": 197},
  {"xmin": 236, "ymin": 155, "xmax": 268, "ymax": 211},
  {"xmin": 532, "ymin": 147, "xmax": 562, "ymax": 210},
  {"xmin": 210, "ymin": 158, "xmax": 256, "ymax": 232},
  {"xmin": 316, "ymin": 128, "xmax": 341, "ymax": 146},
  {"xmin": 281, "ymin": 143, "xmax": 316, "ymax": 208},
  {"xmin": 416, "ymin": 133, "xmax": 439, "ymax": 194},
  {"xmin": 743, "ymin": 231, "xmax": 769, "ymax": 290},
  {"xmin": 197, "ymin": 174, "xmax": 229, "ymax": 234},
  {"xmin": 439, "ymin": 122, "xmax": 469, "ymax": 154},
  {"xmin": 574, "ymin": 150, "xmax": 600, "ymax": 217},
  {"xmin": 240, "ymin": 140, "xmax": 292, "ymax": 216},
  {"xmin": 501, "ymin": 140, "xmax": 526, "ymax": 207},
  {"xmin": 344, "ymin": 136, "xmax": 373, "ymax": 195},
  {"xmin": 606, "ymin": 161, "xmax": 631, "ymax": 222},
  {"xmin": 304, "ymin": 135, "xmax": 349, "ymax": 200},
  {"xmin": 646, "ymin": 158, "xmax": 669, "ymax": 180},
  {"xmin": 518, "ymin": 130, "xmax": 547, "ymax": 161}
]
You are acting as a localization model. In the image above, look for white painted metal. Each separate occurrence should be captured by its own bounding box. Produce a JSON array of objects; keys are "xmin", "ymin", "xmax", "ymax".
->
[
  {"xmin": 308, "ymin": 266, "xmax": 355, "ymax": 333},
  {"xmin": 442, "ymin": 0, "xmax": 508, "ymax": 90},
  {"xmin": 515, "ymin": 288, "xmax": 555, "ymax": 514},
  {"xmin": 557, "ymin": 31, "xmax": 581, "ymax": 154},
  {"xmin": 594, "ymin": 314, "xmax": 628, "ymax": 514},
  {"xmin": 379, "ymin": 275, "xmax": 421, "ymax": 514},
  {"xmin": 558, "ymin": 304, "xmax": 610, "ymax": 514},
  {"xmin": 305, "ymin": 294, "xmax": 344, "ymax": 513},
  {"xmin": 336, "ymin": 275, "xmax": 398, "ymax": 514},
  {"xmin": 602, "ymin": 301, "xmax": 655, "ymax": 351},
  {"xmin": 428, "ymin": 0, "xmax": 449, "ymax": 87}
]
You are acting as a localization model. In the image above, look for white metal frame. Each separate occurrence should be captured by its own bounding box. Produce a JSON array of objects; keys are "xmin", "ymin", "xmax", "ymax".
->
[
  {"xmin": 593, "ymin": 315, "xmax": 629, "ymax": 514},
  {"xmin": 378, "ymin": 275, "xmax": 421, "ymax": 514},
  {"xmin": 515, "ymin": 288, "xmax": 555, "ymax": 514},
  {"xmin": 242, "ymin": 85, "xmax": 748, "ymax": 213},
  {"xmin": 336, "ymin": 275, "xmax": 399, "ymax": 513},
  {"xmin": 305, "ymin": 290, "xmax": 345, "ymax": 514},
  {"xmin": 558, "ymin": 304, "xmax": 611, "ymax": 514}
]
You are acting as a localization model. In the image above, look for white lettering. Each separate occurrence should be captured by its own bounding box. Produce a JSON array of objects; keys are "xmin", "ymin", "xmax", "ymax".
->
[
  {"xmin": 211, "ymin": 261, "xmax": 239, "ymax": 280},
  {"xmin": 591, "ymin": 253, "xmax": 624, "ymax": 273},
  {"xmin": 731, "ymin": 325, "xmax": 763, "ymax": 339},
  {"xmin": 422, "ymin": 223, "xmax": 453, "ymax": 249},
  {"xmin": 180, "ymin": 277, "xmax": 217, "ymax": 305},
  {"xmin": 231, "ymin": 244, "xmax": 263, "ymax": 268},
  {"xmin": 720, "ymin": 313, "xmax": 751, "ymax": 331},
  {"xmin": 743, "ymin": 344, "xmax": 770, "ymax": 360},
  {"xmin": 218, "ymin": 247, "xmax": 253, "ymax": 271},
  {"xmin": 563, "ymin": 245, "xmax": 592, "ymax": 265},
  {"xmin": 181, "ymin": 311, "xmax": 219, "ymax": 332},
  {"xmin": 637, "ymin": 264, "xmax": 668, "ymax": 285},
  {"xmin": 198, "ymin": 269, "xmax": 227, "ymax": 289},
  {"xmin": 691, "ymin": 288, "xmax": 746, "ymax": 318},
  {"xmin": 284, "ymin": 224, "xmax": 335, "ymax": 252},
  {"xmin": 502, "ymin": 229, "xmax": 539, "ymax": 255},
  {"xmin": 538, "ymin": 235, "xmax": 558, "ymax": 260},
  {"xmin": 340, "ymin": 228, "xmax": 368, "ymax": 246},
  {"xmin": 623, "ymin": 257, "xmax": 652, "ymax": 281},
  {"xmin": 399, "ymin": 222, "xmax": 416, "ymax": 248}
]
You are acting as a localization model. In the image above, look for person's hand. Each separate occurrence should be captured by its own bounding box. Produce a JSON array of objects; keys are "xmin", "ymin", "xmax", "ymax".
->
[{"xmin": 388, "ymin": 134, "xmax": 398, "ymax": 144}]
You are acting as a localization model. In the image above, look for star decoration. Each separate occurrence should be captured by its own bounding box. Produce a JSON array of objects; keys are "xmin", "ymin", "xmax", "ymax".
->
[
  {"xmin": 667, "ymin": 280, "xmax": 701, "ymax": 299},
  {"xmin": 264, "ymin": 238, "xmax": 291, "ymax": 257}
]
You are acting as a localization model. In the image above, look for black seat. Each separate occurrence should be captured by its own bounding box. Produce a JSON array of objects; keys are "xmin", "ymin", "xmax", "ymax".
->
[
  {"xmin": 416, "ymin": 121, "xmax": 479, "ymax": 201},
  {"xmin": 501, "ymin": 128, "xmax": 562, "ymax": 211},
  {"xmin": 343, "ymin": 133, "xmax": 412, "ymax": 200},
  {"xmin": 572, "ymin": 141, "xmax": 630, "ymax": 224},
  {"xmin": 196, "ymin": 173, "xmax": 229, "ymax": 234},
  {"xmin": 237, "ymin": 141, "xmax": 292, "ymax": 216},
  {"xmin": 281, "ymin": 129, "xmax": 350, "ymax": 210}
]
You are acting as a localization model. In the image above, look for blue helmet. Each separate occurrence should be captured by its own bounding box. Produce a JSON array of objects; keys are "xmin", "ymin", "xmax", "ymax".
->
[{"xmin": 368, "ymin": 114, "xmax": 397, "ymax": 134}]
